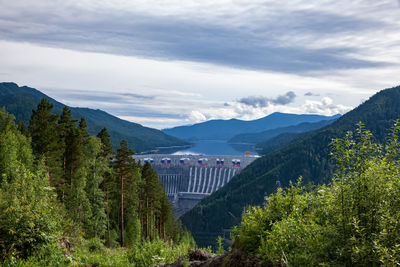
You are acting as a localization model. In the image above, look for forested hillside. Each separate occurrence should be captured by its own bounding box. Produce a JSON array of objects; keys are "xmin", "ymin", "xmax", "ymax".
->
[
  {"xmin": 0, "ymin": 82, "xmax": 189, "ymax": 153},
  {"xmin": 232, "ymin": 123, "xmax": 400, "ymax": 265},
  {"xmin": 181, "ymin": 85, "xmax": 400, "ymax": 247},
  {"xmin": 0, "ymin": 101, "xmax": 194, "ymax": 266},
  {"xmin": 228, "ymin": 119, "xmax": 337, "ymax": 145}
]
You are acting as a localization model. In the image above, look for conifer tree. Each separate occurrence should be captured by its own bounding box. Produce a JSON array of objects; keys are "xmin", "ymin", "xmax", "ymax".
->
[
  {"xmin": 115, "ymin": 140, "xmax": 135, "ymax": 246},
  {"xmin": 79, "ymin": 117, "xmax": 90, "ymax": 147},
  {"xmin": 97, "ymin": 127, "xmax": 113, "ymax": 157},
  {"xmin": 58, "ymin": 106, "xmax": 76, "ymax": 200},
  {"xmin": 16, "ymin": 120, "xmax": 29, "ymax": 137},
  {"xmin": 141, "ymin": 162, "xmax": 160, "ymax": 240},
  {"xmin": 97, "ymin": 127, "xmax": 114, "ymax": 245},
  {"xmin": 29, "ymin": 98, "xmax": 63, "ymax": 186}
]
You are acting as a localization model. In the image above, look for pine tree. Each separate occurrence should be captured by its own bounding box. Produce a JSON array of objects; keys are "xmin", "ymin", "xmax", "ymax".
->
[
  {"xmin": 115, "ymin": 140, "xmax": 135, "ymax": 246},
  {"xmin": 97, "ymin": 127, "xmax": 114, "ymax": 245},
  {"xmin": 79, "ymin": 117, "xmax": 90, "ymax": 147},
  {"xmin": 29, "ymin": 98, "xmax": 63, "ymax": 187},
  {"xmin": 58, "ymin": 106, "xmax": 76, "ymax": 201},
  {"xmin": 97, "ymin": 127, "xmax": 113, "ymax": 157},
  {"xmin": 141, "ymin": 162, "xmax": 160, "ymax": 240},
  {"xmin": 16, "ymin": 120, "xmax": 29, "ymax": 137}
]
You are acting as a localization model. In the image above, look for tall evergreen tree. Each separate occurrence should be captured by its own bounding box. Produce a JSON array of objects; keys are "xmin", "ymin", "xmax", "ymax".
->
[
  {"xmin": 29, "ymin": 98, "xmax": 63, "ymax": 186},
  {"xmin": 141, "ymin": 162, "xmax": 160, "ymax": 240},
  {"xmin": 79, "ymin": 117, "xmax": 90, "ymax": 147},
  {"xmin": 115, "ymin": 140, "xmax": 135, "ymax": 246},
  {"xmin": 97, "ymin": 127, "xmax": 114, "ymax": 245},
  {"xmin": 97, "ymin": 128, "xmax": 113, "ymax": 157},
  {"xmin": 16, "ymin": 120, "xmax": 29, "ymax": 137},
  {"xmin": 58, "ymin": 106, "xmax": 76, "ymax": 201}
]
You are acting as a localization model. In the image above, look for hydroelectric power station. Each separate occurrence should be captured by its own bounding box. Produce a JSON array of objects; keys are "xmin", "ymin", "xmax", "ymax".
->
[{"xmin": 132, "ymin": 155, "xmax": 257, "ymax": 217}]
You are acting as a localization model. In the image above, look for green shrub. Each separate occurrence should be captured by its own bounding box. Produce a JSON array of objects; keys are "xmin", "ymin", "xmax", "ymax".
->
[
  {"xmin": 87, "ymin": 237, "xmax": 105, "ymax": 253},
  {"xmin": 0, "ymin": 164, "xmax": 62, "ymax": 261},
  {"xmin": 128, "ymin": 238, "xmax": 192, "ymax": 266},
  {"xmin": 234, "ymin": 122, "xmax": 400, "ymax": 266}
]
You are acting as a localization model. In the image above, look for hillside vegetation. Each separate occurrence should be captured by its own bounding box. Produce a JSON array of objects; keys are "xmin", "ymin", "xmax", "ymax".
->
[
  {"xmin": 181, "ymin": 85, "xmax": 400, "ymax": 247},
  {"xmin": 0, "ymin": 82, "xmax": 189, "ymax": 153},
  {"xmin": 228, "ymin": 119, "xmax": 336, "ymax": 145},
  {"xmin": 233, "ymin": 122, "xmax": 400, "ymax": 265},
  {"xmin": 0, "ymin": 102, "xmax": 194, "ymax": 266}
]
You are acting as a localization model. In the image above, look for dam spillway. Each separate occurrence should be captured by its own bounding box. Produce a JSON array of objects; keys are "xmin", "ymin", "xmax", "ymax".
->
[{"xmin": 132, "ymin": 154, "xmax": 257, "ymax": 217}]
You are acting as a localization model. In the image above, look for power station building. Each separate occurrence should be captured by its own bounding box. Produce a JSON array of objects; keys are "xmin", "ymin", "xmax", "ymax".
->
[{"xmin": 132, "ymin": 154, "xmax": 257, "ymax": 217}]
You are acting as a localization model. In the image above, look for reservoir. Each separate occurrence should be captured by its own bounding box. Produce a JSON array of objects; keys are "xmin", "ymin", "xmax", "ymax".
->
[{"xmin": 173, "ymin": 140, "xmax": 257, "ymax": 156}]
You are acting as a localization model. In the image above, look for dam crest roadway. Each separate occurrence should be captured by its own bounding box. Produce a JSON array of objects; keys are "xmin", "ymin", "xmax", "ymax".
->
[{"xmin": 132, "ymin": 154, "xmax": 257, "ymax": 217}]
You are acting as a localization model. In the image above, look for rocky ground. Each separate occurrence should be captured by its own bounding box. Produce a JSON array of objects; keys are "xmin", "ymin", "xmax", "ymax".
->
[{"xmin": 160, "ymin": 248, "xmax": 265, "ymax": 267}]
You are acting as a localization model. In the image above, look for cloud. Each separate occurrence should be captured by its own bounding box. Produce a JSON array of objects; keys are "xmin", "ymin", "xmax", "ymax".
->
[
  {"xmin": 188, "ymin": 110, "xmax": 207, "ymax": 123},
  {"xmin": 304, "ymin": 92, "xmax": 320, "ymax": 96},
  {"xmin": 0, "ymin": 0, "xmax": 397, "ymax": 73},
  {"xmin": 301, "ymin": 97, "xmax": 351, "ymax": 115},
  {"xmin": 120, "ymin": 93, "xmax": 155, "ymax": 100},
  {"xmin": 238, "ymin": 91, "xmax": 296, "ymax": 108},
  {"xmin": 272, "ymin": 91, "xmax": 296, "ymax": 105}
]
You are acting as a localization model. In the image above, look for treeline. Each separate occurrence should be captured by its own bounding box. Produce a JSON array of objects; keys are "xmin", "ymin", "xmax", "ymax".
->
[
  {"xmin": 0, "ymin": 98, "xmax": 192, "ymax": 263},
  {"xmin": 181, "ymin": 85, "xmax": 400, "ymax": 247},
  {"xmin": 233, "ymin": 123, "xmax": 400, "ymax": 265}
]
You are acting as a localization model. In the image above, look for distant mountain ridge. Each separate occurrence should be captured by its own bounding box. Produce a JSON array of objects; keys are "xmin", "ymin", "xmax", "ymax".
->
[
  {"xmin": 181, "ymin": 85, "xmax": 400, "ymax": 247},
  {"xmin": 0, "ymin": 82, "xmax": 189, "ymax": 152},
  {"xmin": 229, "ymin": 119, "xmax": 338, "ymax": 145},
  {"xmin": 163, "ymin": 113, "xmax": 340, "ymax": 141}
]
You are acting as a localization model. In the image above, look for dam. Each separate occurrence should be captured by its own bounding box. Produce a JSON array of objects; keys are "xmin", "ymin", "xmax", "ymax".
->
[{"xmin": 132, "ymin": 154, "xmax": 257, "ymax": 217}]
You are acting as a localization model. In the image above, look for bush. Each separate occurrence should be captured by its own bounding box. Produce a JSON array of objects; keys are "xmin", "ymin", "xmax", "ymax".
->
[
  {"xmin": 0, "ymin": 163, "xmax": 62, "ymax": 261},
  {"xmin": 234, "ymin": 122, "xmax": 400, "ymax": 265},
  {"xmin": 128, "ymin": 238, "xmax": 192, "ymax": 266}
]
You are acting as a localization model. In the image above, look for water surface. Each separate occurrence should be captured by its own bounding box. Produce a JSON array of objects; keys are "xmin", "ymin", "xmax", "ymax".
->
[{"xmin": 173, "ymin": 140, "xmax": 256, "ymax": 156}]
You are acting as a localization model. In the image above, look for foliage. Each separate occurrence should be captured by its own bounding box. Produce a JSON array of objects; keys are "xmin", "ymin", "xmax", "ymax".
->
[
  {"xmin": 233, "ymin": 122, "xmax": 400, "ymax": 265},
  {"xmin": 229, "ymin": 119, "xmax": 336, "ymax": 145},
  {"xmin": 216, "ymin": 236, "xmax": 224, "ymax": 255},
  {"xmin": 0, "ymin": 105, "xmax": 195, "ymax": 265},
  {"xmin": 128, "ymin": 238, "xmax": 192, "ymax": 267},
  {"xmin": 181, "ymin": 85, "xmax": 400, "ymax": 247},
  {"xmin": 0, "ymin": 82, "xmax": 189, "ymax": 153},
  {"xmin": 0, "ymin": 164, "xmax": 63, "ymax": 261}
]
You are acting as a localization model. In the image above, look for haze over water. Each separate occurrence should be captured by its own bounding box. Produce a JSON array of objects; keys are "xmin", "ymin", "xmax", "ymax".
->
[{"xmin": 173, "ymin": 140, "xmax": 256, "ymax": 156}]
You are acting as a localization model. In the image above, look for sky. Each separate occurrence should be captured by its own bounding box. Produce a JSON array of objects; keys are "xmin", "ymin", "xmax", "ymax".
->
[{"xmin": 0, "ymin": 0, "xmax": 399, "ymax": 129}]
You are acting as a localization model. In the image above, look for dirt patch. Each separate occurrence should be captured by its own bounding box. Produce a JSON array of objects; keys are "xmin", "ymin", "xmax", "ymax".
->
[{"xmin": 160, "ymin": 249, "xmax": 267, "ymax": 267}]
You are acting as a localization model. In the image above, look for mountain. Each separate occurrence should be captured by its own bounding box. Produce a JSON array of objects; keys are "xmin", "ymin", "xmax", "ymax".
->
[
  {"xmin": 256, "ymin": 132, "xmax": 303, "ymax": 155},
  {"xmin": 180, "ymin": 85, "xmax": 400, "ymax": 247},
  {"xmin": 163, "ymin": 113, "xmax": 340, "ymax": 141},
  {"xmin": 0, "ymin": 82, "xmax": 189, "ymax": 152},
  {"xmin": 228, "ymin": 119, "xmax": 338, "ymax": 145}
]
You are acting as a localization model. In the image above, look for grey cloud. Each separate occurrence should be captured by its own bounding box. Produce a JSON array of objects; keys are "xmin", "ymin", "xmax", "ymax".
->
[
  {"xmin": 121, "ymin": 93, "xmax": 155, "ymax": 100},
  {"xmin": 238, "ymin": 91, "xmax": 296, "ymax": 108},
  {"xmin": 45, "ymin": 89, "xmax": 155, "ymax": 105},
  {"xmin": 0, "ymin": 2, "xmax": 392, "ymax": 73},
  {"xmin": 305, "ymin": 92, "xmax": 320, "ymax": 96},
  {"xmin": 272, "ymin": 91, "xmax": 296, "ymax": 105},
  {"xmin": 239, "ymin": 96, "xmax": 269, "ymax": 108}
]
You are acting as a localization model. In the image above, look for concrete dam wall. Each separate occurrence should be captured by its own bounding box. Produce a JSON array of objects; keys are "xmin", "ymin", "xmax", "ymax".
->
[{"xmin": 132, "ymin": 155, "xmax": 257, "ymax": 217}]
